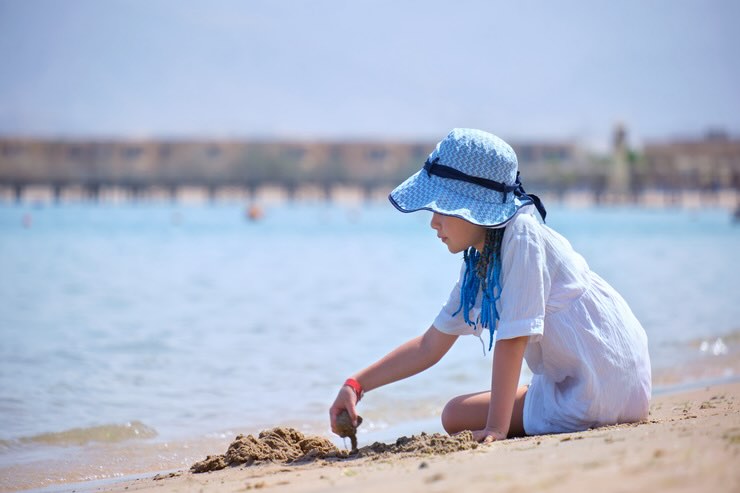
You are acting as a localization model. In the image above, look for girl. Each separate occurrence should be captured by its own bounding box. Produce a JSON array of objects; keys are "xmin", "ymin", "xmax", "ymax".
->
[{"xmin": 329, "ymin": 128, "xmax": 651, "ymax": 443}]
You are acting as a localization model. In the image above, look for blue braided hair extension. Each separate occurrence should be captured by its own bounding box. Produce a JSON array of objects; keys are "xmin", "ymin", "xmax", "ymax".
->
[
  {"xmin": 452, "ymin": 247, "xmax": 481, "ymax": 328},
  {"xmin": 452, "ymin": 228, "xmax": 505, "ymax": 351}
]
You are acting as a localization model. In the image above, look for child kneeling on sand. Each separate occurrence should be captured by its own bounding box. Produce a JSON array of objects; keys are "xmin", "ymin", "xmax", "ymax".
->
[{"xmin": 330, "ymin": 128, "xmax": 651, "ymax": 442}]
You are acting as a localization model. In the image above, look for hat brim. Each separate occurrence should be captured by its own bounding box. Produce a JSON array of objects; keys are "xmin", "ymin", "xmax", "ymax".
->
[{"xmin": 388, "ymin": 169, "xmax": 531, "ymax": 228}]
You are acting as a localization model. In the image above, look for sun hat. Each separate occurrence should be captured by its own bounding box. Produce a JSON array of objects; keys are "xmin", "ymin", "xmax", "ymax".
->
[{"xmin": 389, "ymin": 128, "xmax": 546, "ymax": 226}]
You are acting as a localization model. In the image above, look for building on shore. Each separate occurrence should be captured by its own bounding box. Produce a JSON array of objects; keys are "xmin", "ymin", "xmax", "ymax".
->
[{"xmin": 642, "ymin": 130, "xmax": 740, "ymax": 191}]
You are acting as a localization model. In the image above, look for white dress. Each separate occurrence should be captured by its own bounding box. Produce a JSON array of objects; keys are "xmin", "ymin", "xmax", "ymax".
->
[{"xmin": 433, "ymin": 207, "xmax": 652, "ymax": 434}]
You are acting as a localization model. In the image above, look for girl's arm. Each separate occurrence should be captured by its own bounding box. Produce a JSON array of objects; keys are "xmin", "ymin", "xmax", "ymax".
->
[
  {"xmin": 330, "ymin": 326, "xmax": 457, "ymax": 433},
  {"xmin": 474, "ymin": 335, "xmax": 529, "ymax": 442},
  {"xmin": 352, "ymin": 325, "xmax": 458, "ymax": 392}
]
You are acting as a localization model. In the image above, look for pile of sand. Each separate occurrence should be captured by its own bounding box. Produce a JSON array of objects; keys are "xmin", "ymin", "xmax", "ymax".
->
[
  {"xmin": 191, "ymin": 427, "xmax": 478, "ymax": 473},
  {"xmin": 358, "ymin": 430, "xmax": 478, "ymax": 457},
  {"xmin": 191, "ymin": 428, "xmax": 345, "ymax": 473}
]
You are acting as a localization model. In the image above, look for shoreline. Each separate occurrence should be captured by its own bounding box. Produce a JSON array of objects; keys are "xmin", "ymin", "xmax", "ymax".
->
[
  {"xmin": 85, "ymin": 381, "xmax": 740, "ymax": 493},
  {"xmin": 4, "ymin": 334, "xmax": 737, "ymax": 493},
  {"xmin": 4, "ymin": 330, "xmax": 739, "ymax": 493},
  {"xmin": 12, "ymin": 378, "xmax": 740, "ymax": 493}
]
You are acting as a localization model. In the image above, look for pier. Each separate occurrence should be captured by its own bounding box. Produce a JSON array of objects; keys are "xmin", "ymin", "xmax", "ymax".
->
[{"xmin": 1, "ymin": 132, "xmax": 738, "ymax": 209}]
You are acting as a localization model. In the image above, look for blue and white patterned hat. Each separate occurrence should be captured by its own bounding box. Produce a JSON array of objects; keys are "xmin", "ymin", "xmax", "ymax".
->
[{"xmin": 389, "ymin": 128, "xmax": 546, "ymax": 227}]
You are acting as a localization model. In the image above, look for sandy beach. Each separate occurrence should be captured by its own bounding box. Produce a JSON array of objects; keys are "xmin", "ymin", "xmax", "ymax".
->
[{"xmin": 80, "ymin": 381, "xmax": 740, "ymax": 493}]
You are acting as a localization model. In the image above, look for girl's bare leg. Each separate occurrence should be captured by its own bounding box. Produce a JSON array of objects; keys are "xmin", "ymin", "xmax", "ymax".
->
[{"xmin": 441, "ymin": 385, "xmax": 528, "ymax": 437}]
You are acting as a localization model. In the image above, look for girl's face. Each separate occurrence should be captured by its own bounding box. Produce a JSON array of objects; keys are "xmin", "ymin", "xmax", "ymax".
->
[{"xmin": 430, "ymin": 213, "xmax": 486, "ymax": 254}]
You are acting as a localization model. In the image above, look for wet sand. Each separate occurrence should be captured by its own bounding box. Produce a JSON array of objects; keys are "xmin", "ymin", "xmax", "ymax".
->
[{"xmin": 89, "ymin": 381, "xmax": 740, "ymax": 493}]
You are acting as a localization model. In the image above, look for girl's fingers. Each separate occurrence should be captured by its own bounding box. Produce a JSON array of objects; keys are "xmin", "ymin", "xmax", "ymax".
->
[
  {"xmin": 470, "ymin": 429, "xmax": 501, "ymax": 443},
  {"xmin": 348, "ymin": 407, "xmax": 360, "ymax": 427}
]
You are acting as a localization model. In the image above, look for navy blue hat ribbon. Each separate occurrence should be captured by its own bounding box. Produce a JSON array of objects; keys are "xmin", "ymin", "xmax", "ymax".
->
[{"xmin": 423, "ymin": 158, "xmax": 547, "ymax": 222}]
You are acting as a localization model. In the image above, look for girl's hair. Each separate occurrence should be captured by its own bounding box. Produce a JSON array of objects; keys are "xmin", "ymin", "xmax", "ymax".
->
[{"xmin": 453, "ymin": 227, "xmax": 506, "ymax": 351}]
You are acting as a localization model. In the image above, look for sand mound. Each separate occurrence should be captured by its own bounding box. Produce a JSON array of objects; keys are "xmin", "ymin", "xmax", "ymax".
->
[
  {"xmin": 191, "ymin": 427, "xmax": 478, "ymax": 473},
  {"xmin": 191, "ymin": 427, "xmax": 345, "ymax": 473},
  {"xmin": 359, "ymin": 430, "xmax": 478, "ymax": 457}
]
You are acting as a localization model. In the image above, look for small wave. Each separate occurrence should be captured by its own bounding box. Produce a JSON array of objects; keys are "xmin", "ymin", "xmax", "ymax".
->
[
  {"xmin": 6, "ymin": 420, "xmax": 158, "ymax": 447},
  {"xmin": 683, "ymin": 328, "xmax": 740, "ymax": 350},
  {"xmin": 652, "ymin": 329, "xmax": 740, "ymax": 389},
  {"xmin": 699, "ymin": 338, "xmax": 729, "ymax": 356}
]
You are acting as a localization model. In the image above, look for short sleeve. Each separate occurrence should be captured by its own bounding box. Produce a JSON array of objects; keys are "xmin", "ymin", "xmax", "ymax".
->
[
  {"xmin": 495, "ymin": 214, "xmax": 550, "ymax": 342},
  {"xmin": 432, "ymin": 263, "xmax": 480, "ymax": 336}
]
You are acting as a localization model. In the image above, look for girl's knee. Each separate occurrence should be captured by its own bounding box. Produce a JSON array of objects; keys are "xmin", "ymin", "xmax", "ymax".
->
[{"xmin": 440, "ymin": 395, "xmax": 464, "ymax": 434}]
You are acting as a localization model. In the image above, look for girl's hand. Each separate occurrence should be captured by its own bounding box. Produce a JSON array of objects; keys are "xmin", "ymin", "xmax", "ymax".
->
[
  {"xmin": 329, "ymin": 385, "xmax": 359, "ymax": 435},
  {"xmin": 471, "ymin": 428, "xmax": 507, "ymax": 443}
]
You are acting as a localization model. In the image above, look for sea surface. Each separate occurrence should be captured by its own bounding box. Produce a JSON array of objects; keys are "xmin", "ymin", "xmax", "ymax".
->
[{"xmin": 1, "ymin": 201, "xmax": 739, "ymax": 491}]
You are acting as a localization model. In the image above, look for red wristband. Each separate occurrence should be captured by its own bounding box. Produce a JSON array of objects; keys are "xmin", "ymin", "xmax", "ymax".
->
[{"xmin": 344, "ymin": 378, "xmax": 364, "ymax": 402}]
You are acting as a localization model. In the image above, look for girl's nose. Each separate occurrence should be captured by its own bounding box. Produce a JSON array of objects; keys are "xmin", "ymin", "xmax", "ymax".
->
[{"xmin": 430, "ymin": 213, "xmax": 441, "ymax": 230}]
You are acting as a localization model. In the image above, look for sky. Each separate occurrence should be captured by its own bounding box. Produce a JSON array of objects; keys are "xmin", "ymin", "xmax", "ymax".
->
[{"xmin": 0, "ymin": 0, "xmax": 738, "ymax": 150}]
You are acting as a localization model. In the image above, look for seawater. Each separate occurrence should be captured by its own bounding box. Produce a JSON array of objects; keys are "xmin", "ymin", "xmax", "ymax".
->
[{"xmin": 1, "ymin": 202, "xmax": 739, "ymax": 489}]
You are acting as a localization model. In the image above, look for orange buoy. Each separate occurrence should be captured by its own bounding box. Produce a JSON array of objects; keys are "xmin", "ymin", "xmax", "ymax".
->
[{"xmin": 246, "ymin": 204, "xmax": 264, "ymax": 221}]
